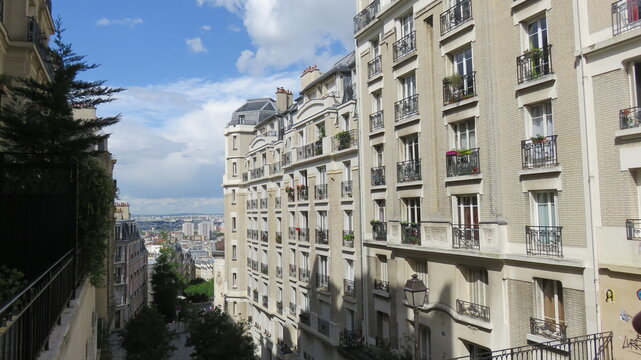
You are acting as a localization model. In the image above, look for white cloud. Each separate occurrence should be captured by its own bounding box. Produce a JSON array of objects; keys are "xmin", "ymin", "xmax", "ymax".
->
[
  {"xmin": 99, "ymin": 73, "xmax": 299, "ymax": 214},
  {"xmin": 96, "ymin": 17, "xmax": 143, "ymax": 27},
  {"xmin": 201, "ymin": 25, "xmax": 212, "ymax": 31},
  {"xmin": 186, "ymin": 37, "xmax": 207, "ymax": 53},
  {"xmin": 227, "ymin": 24, "xmax": 241, "ymax": 32},
  {"xmin": 198, "ymin": 0, "xmax": 354, "ymax": 74}
]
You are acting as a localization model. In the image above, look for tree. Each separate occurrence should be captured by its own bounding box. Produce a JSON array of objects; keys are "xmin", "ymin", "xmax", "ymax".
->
[
  {"xmin": 183, "ymin": 278, "xmax": 213, "ymax": 303},
  {"xmin": 152, "ymin": 248, "xmax": 184, "ymax": 322},
  {"xmin": 121, "ymin": 307, "xmax": 176, "ymax": 360},
  {"xmin": 186, "ymin": 308, "xmax": 257, "ymax": 360},
  {"xmin": 0, "ymin": 19, "xmax": 123, "ymax": 157}
]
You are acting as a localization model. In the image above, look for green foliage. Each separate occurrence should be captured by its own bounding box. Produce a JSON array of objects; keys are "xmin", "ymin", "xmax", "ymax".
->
[
  {"xmin": 152, "ymin": 248, "xmax": 185, "ymax": 322},
  {"xmin": 186, "ymin": 308, "xmax": 257, "ymax": 360},
  {"xmin": 183, "ymin": 278, "xmax": 214, "ymax": 303},
  {"xmin": 77, "ymin": 156, "xmax": 115, "ymax": 286},
  {"xmin": 121, "ymin": 307, "xmax": 176, "ymax": 360},
  {"xmin": 0, "ymin": 266, "xmax": 26, "ymax": 306}
]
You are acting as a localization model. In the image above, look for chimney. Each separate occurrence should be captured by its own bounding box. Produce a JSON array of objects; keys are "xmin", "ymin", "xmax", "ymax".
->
[
  {"xmin": 275, "ymin": 87, "xmax": 293, "ymax": 112},
  {"xmin": 300, "ymin": 65, "xmax": 321, "ymax": 90}
]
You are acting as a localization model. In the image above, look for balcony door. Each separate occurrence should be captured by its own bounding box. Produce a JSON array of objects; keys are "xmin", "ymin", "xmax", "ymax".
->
[
  {"xmin": 456, "ymin": 195, "xmax": 479, "ymax": 242},
  {"xmin": 536, "ymin": 279, "xmax": 564, "ymax": 324},
  {"xmin": 318, "ymin": 211, "xmax": 327, "ymax": 231},
  {"xmin": 533, "ymin": 192, "xmax": 557, "ymax": 228},
  {"xmin": 528, "ymin": 17, "xmax": 548, "ymax": 50},
  {"xmin": 452, "ymin": 119, "xmax": 476, "ymax": 150},
  {"xmin": 400, "ymin": 13, "xmax": 414, "ymax": 38},
  {"xmin": 529, "ymin": 102, "xmax": 554, "ymax": 138},
  {"xmin": 401, "ymin": 73, "xmax": 416, "ymax": 99},
  {"xmin": 403, "ymin": 134, "xmax": 419, "ymax": 162}
]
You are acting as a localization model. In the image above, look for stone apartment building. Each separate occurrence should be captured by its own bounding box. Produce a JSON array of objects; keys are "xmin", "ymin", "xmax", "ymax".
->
[{"xmin": 223, "ymin": 53, "xmax": 361, "ymax": 359}]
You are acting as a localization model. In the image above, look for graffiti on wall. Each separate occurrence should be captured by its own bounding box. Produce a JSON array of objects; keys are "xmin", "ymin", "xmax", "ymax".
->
[{"xmin": 622, "ymin": 334, "xmax": 641, "ymax": 351}]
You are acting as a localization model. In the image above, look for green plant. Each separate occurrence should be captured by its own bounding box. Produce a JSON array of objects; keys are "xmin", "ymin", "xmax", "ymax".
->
[
  {"xmin": 370, "ymin": 220, "xmax": 381, "ymax": 225},
  {"xmin": 443, "ymin": 73, "xmax": 463, "ymax": 87},
  {"xmin": 183, "ymin": 278, "xmax": 214, "ymax": 303},
  {"xmin": 530, "ymin": 136, "xmax": 546, "ymax": 143},
  {"xmin": 343, "ymin": 232, "xmax": 355, "ymax": 242},
  {"xmin": 0, "ymin": 266, "xmax": 26, "ymax": 306},
  {"xmin": 186, "ymin": 308, "xmax": 258, "ymax": 360},
  {"xmin": 121, "ymin": 307, "xmax": 176, "ymax": 360},
  {"xmin": 318, "ymin": 124, "xmax": 326, "ymax": 139}
]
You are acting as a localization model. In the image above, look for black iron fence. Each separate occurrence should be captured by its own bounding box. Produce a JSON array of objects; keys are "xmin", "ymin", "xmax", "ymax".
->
[
  {"xmin": 446, "ymin": 148, "xmax": 480, "ymax": 177},
  {"xmin": 526, "ymin": 226, "xmax": 563, "ymax": 257},
  {"xmin": 370, "ymin": 110, "xmax": 384, "ymax": 132},
  {"xmin": 315, "ymin": 184, "xmax": 328, "ymax": 200},
  {"xmin": 627, "ymin": 219, "xmax": 641, "ymax": 240},
  {"xmin": 395, "ymin": 94, "xmax": 419, "ymax": 121},
  {"xmin": 517, "ymin": 45, "xmax": 553, "ymax": 83},
  {"xmin": 296, "ymin": 140, "xmax": 323, "ymax": 160},
  {"xmin": 316, "ymin": 273, "xmax": 329, "ymax": 290},
  {"xmin": 530, "ymin": 317, "xmax": 566, "ymax": 340},
  {"xmin": 343, "ymin": 279, "xmax": 355, "ymax": 297},
  {"xmin": 315, "ymin": 229, "xmax": 329, "ymax": 245},
  {"xmin": 343, "ymin": 230, "xmax": 354, "ymax": 247},
  {"xmin": 612, "ymin": 0, "xmax": 641, "ymax": 35},
  {"xmin": 341, "ymin": 180, "xmax": 353, "ymax": 198},
  {"xmin": 332, "ymin": 129, "xmax": 357, "ymax": 151},
  {"xmin": 374, "ymin": 279, "xmax": 389, "ymax": 292},
  {"xmin": 372, "ymin": 222, "xmax": 387, "ymax": 240},
  {"xmin": 522, "ymin": 135, "xmax": 558, "ymax": 169},
  {"xmin": 440, "ymin": 0, "xmax": 472, "ymax": 35},
  {"xmin": 368, "ymin": 55, "xmax": 382, "ymax": 78},
  {"xmin": 393, "ymin": 31, "xmax": 416, "ymax": 61},
  {"xmin": 456, "ymin": 299, "xmax": 490, "ymax": 322},
  {"xmin": 371, "ymin": 166, "xmax": 385, "ymax": 186},
  {"xmin": 354, "ymin": 0, "xmax": 379, "ymax": 33},
  {"xmin": 397, "ymin": 159, "xmax": 421, "ymax": 182},
  {"xmin": 401, "ymin": 223, "xmax": 420, "ymax": 245},
  {"xmin": 452, "ymin": 224, "xmax": 480, "ymax": 250}
]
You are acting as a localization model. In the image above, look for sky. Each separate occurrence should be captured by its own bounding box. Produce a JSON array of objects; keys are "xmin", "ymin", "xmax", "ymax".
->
[{"xmin": 54, "ymin": 0, "xmax": 355, "ymax": 215}]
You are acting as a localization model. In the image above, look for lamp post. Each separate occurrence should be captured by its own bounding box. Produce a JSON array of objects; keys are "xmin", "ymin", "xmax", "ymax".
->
[{"xmin": 404, "ymin": 274, "xmax": 428, "ymax": 360}]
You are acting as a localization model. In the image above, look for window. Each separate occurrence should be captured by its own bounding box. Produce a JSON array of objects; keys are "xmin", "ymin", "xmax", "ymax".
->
[
  {"xmin": 632, "ymin": 62, "xmax": 641, "ymax": 106},
  {"xmin": 452, "ymin": 119, "xmax": 476, "ymax": 150},
  {"xmin": 346, "ymin": 259, "xmax": 354, "ymax": 281},
  {"xmin": 467, "ymin": 343, "xmax": 491, "ymax": 360},
  {"xmin": 528, "ymin": 102, "xmax": 554, "ymax": 138},
  {"xmin": 232, "ymin": 245, "xmax": 237, "ymax": 260},
  {"xmin": 399, "ymin": 13, "xmax": 414, "ymax": 37},
  {"xmin": 238, "ymin": 115, "xmax": 245, "ymax": 125},
  {"xmin": 319, "ymin": 255, "xmax": 329, "ymax": 277},
  {"xmin": 342, "ymin": 114, "xmax": 350, "ymax": 131},
  {"xmin": 346, "ymin": 308, "xmax": 356, "ymax": 331},
  {"xmin": 232, "ymin": 162, "xmax": 237, "ymax": 177},
  {"xmin": 317, "ymin": 166, "xmax": 326, "ymax": 184},
  {"xmin": 301, "ymin": 252, "xmax": 309, "ymax": 271},
  {"xmin": 461, "ymin": 267, "xmax": 487, "ymax": 305},
  {"xmin": 532, "ymin": 191, "xmax": 558, "ymax": 227},
  {"xmin": 232, "ymin": 135, "xmax": 238, "ymax": 150},
  {"xmin": 404, "ymin": 198, "xmax": 421, "ymax": 223},
  {"xmin": 411, "ymin": 259, "xmax": 428, "ymax": 287},
  {"xmin": 233, "ymin": 301, "xmax": 237, "ymax": 315},
  {"xmin": 400, "ymin": 73, "xmax": 417, "ymax": 99},
  {"xmin": 419, "ymin": 326, "xmax": 431, "ymax": 360},
  {"xmin": 527, "ymin": 17, "xmax": 548, "ymax": 50},
  {"xmin": 376, "ymin": 200, "xmax": 386, "ymax": 221},
  {"xmin": 453, "ymin": 47, "xmax": 473, "ymax": 76},
  {"xmin": 344, "ymin": 211, "xmax": 353, "ymax": 232},
  {"xmin": 373, "ymin": 92, "xmax": 382, "ymax": 112},
  {"xmin": 371, "ymin": 39, "xmax": 380, "ymax": 57},
  {"xmin": 318, "ymin": 211, "xmax": 328, "ymax": 230},
  {"xmin": 231, "ymin": 189, "xmax": 236, "ymax": 204},
  {"xmin": 378, "ymin": 255, "xmax": 388, "ymax": 282},
  {"xmin": 402, "ymin": 134, "xmax": 419, "ymax": 161},
  {"xmin": 232, "ymin": 272, "xmax": 237, "ymax": 288},
  {"xmin": 374, "ymin": 145, "xmax": 384, "ymax": 166},
  {"xmin": 535, "ymin": 279, "xmax": 564, "ymax": 324},
  {"xmin": 316, "ymin": 122, "xmax": 325, "ymax": 139},
  {"xmin": 231, "ymin": 217, "xmax": 237, "ymax": 232},
  {"xmin": 456, "ymin": 195, "xmax": 478, "ymax": 226}
]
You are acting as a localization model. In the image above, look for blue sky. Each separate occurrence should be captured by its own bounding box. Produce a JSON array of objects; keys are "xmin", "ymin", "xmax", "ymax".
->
[{"xmin": 54, "ymin": 0, "xmax": 355, "ymax": 214}]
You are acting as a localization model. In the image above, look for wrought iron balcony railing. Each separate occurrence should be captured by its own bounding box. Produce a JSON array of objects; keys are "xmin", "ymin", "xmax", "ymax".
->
[
  {"xmin": 342, "ymin": 180, "xmax": 353, "ymax": 198},
  {"xmin": 370, "ymin": 110, "xmax": 384, "ymax": 132},
  {"xmin": 626, "ymin": 219, "xmax": 641, "ymax": 240},
  {"xmin": 296, "ymin": 140, "xmax": 323, "ymax": 160},
  {"xmin": 397, "ymin": 159, "xmax": 421, "ymax": 182},
  {"xmin": 260, "ymin": 263, "xmax": 269, "ymax": 275},
  {"xmin": 299, "ymin": 228, "xmax": 309, "ymax": 242},
  {"xmin": 446, "ymin": 148, "xmax": 480, "ymax": 177},
  {"xmin": 333, "ymin": 129, "xmax": 358, "ymax": 152},
  {"xmin": 340, "ymin": 329, "xmax": 362, "ymax": 349},
  {"xmin": 374, "ymin": 279, "xmax": 389, "ymax": 292},
  {"xmin": 260, "ymin": 198, "xmax": 267, "ymax": 209},
  {"xmin": 526, "ymin": 226, "xmax": 563, "ymax": 257},
  {"xmin": 26, "ymin": 16, "xmax": 54, "ymax": 78},
  {"xmin": 288, "ymin": 227, "xmax": 297, "ymax": 240},
  {"xmin": 354, "ymin": 0, "xmax": 379, "ymax": 33},
  {"xmin": 300, "ymin": 311, "xmax": 310, "ymax": 325},
  {"xmin": 620, "ymin": 106, "xmax": 641, "ymax": 129},
  {"xmin": 297, "ymin": 186, "xmax": 308, "ymax": 201},
  {"xmin": 530, "ymin": 317, "xmax": 566, "ymax": 340},
  {"xmin": 275, "ymin": 197, "xmax": 281, "ymax": 209},
  {"xmin": 372, "ymin": 222, "xmax": 387, "ymax": 241},
  {"xmin": 395, "ymin": 94, "xmax": 419, "ymax": 121},
  {"xmin": 315, "ymin": 184, "xmax": 328, "ymax": 200},
  {"xmin": 522, "ymin": 135, "xmax": 558, "ymax": 169},
  {"xmin": 318, "ymin": 318, "xmax": 330, "ymax": 336},
  {"xmin": 343, "ymin": 230, "xmax": 354, "ymax": 247},
  {"xmin": 393, "ymin": 30, "xmax": 416, "ymax": 62},
  {"xmin": 271, "ymin": 161, "xmax": 282, "ymax": 174},
  {"xmin": 368, "ymin": 55, "xmax": 382, "ymax": 78},
  {"xmin": 282, "ymin": 152, "xmax": 292, "ymax": 166},
  {"xmin": 251, "ymin": 260, "xmax": 258, "ymax": 271},
  {"xmin": 316, "ymin": 229, "xmax": 329, "ymax": 245},
  {"xmin": 275, "ymin": 231, "xmax": 282, "ymax": 244},
  {"xmin": 443, "ymin": 71, "xmax": 476, "ymax": 105},
  {"xmin": 371, "ymin": 166, "xmax": 385, "ymax": 186},
  {"xmin": 344, "ymin": 279, "xmax": 355, "ymax": 297},
  {"xmin": 253, "ymin": 289, "xmax": 259, "ymax": 302},
  {"xmin": 612, "ymin": 0, "xmax": 641, "ymax": 35},
  {"xmin": 452, "ymin": 224, "xmax": 480, "ymax": 250},
  {"xmin": 317, "ymin": 273, "xmax": 329, "ymax": 290},
  {"xmin": 440, "ymin": 0, "xmax": 472, "ymax": 35},
  {"xmin": 250, "ymin": 167, "xmax": 264, "ymax": 179},
  {"xmin": 286, "ymin": 189, "xmax": 295, "ymax": 202},
  {"xmin": 289, "ymin": 264, "xmax": 297, "ymax": 278},
  {"xmin": 262, "ymin": 295, "xmax": 268, "ymax": 308},
  {"xmin": 299, "ymin": 268, "xmax": 310, "ymax": 283},
  {"xmin": 289, "ymin": 302, "xmax": 297, "ymax": 315},
  {"xmin": 401, "ymin": 223, "xmax": 420, "ymax": 245},
  {"xmin": 260, "ymin": 230, "xmax": 268, "ymax": 242},
  {"xmin": 517, "ymin": 45, "xmax": 553, "ymax": 84},
  {"xmin": 456, "ymin": 299, "xmax": 490, "ymax": 322},
  {"xmin": 276, "ymin": 266, "xmax": 282, "ymax": 278},
  {"xmin": 276, "ymin": 301, "xmax": 283, "ymax": 314}
]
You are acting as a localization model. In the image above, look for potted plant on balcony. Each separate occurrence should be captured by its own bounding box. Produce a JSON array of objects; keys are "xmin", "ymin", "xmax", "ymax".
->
[
  {"xmin": 336, "ymin": 130, "xmax": 352, "ymax": 150},
  {"xmin": 343, "ymin": 232, "xmax": 355, "ymax": 242},
  {"xmin": 370, "ymin": 220, "xmax": 381, "ymax": 225},
  {"xmin": 443, "ymin": 73, "xmax": 463, "ymax": 87},
  {"xmin": 530, "ymin": 135, "xmax": 547, "ymax": 144}
]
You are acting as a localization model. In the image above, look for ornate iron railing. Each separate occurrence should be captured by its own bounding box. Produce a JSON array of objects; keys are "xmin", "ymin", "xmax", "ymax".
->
[
  {"xmin": 276, "ymin": 301, "xmax": 283, "ymax": 314},
  {"xmin": 517, "ymin": 45, "xmax": 553, "ymax": 84},
  {"xmin": 452, "ymin": 224, "xmax": 480, "ymax": 250},
  {"xmin": 446, "ymin": 148, "xmax": 480, "ymax": 177},
  {"xmin": 315, "ymin": 184, "xmax": 328, "ymax": 200},
  {"xmin": 275, "ymin": 197, "xmax": 281, "ymax": 209},
  {"xmin": 297, "ymin": 186, "xmax": 308, "ymax": 201},
  {"xmin": 299, "ymin": 228, "xmax": 309, "ymax": 242},
  {"xmin": 316, "ymin": 273, "xmax": 329, "ymax": 290},
  {"xmin": 374, "ymin": 279, "xmax": 389, "ymax": 292},
  {"xmin": 522, "ymin": 135, "xmax": 558, "ymax": 169},
  {"xmin": 620, "ymin": 106, "xmax": 641, "ymax": 129},
  {"xmin": 526, "ymin": 226, "xmax": 563, "ymax": 257},
  {"xmin": 282, "ymin": 152, "xmax": 292, "ymax": 166},
  {"xmin": 344, "ymin": 279, "xmax": 355, "ymax": 297},
  {"xmin": 276, "ymin": 266, "xmax": 282, "ymax": 278},
  {"xmin": 368, "ymin": 55, "xmax": 382, "ymax": 78},
  {"xmin": 288, "ymin": 227, "xmax": 297, "ymax": 240},
  {"xmin": 340, "ymin": 329, "xmax": 362, "ymax": 348},
  {"xmin": 393, "ymin": 30, "xmax": 416, "ymax": 62},
  {"xmin": 370, "ymin": 110, "xmax": 384, "ymax": 131},
  {"xmin": 260, "ymin": 263, "xmax": 269, "ymax": 275},
  {"xmin": 253, "ymin": 289, "xmax": 258, "ymax": 302},
  {"xmin": 530, "ymin": 317, "xmax": 566, "ymax": 340},
  {"xmin": 299, "ymin": 311, "xmax": 310, "ymax": 325},
  {"xmin": 333, "ymin": 129, "xmax": 357, "ymax": 151},
  {"xmin": 289, "ymin": 264, "xmax": 297, "ymax": 278},
  {"xmin": 440, "ymin": 0, "xmax": 472, "ymax": 35},
  {"xmin": 260, "ymin": 230, "xmax": 268, "ymax": 242},
  {"xmin": 289, "ymin": 302, "xmax": 297, "ymax": 315},
  {"xmin": 250, "ymin": 167, "xmax": 264, "ymax": 179},
  {"xmin": 395, "ymin": 94, "xmax": 419, "ymax": 121},
  {"xmin": 354, "ymin": 0, "xmax": 380, "ymax": 33},
  {"xmin": 317, "ymin": 318, "xmax": 330, "ymax": 336},
  {"xmin": 316, "ymin": 229, "xmax": 329, "ymax": 245},
  {"xmin": 397, "ymin": 159, "xmax": 421, "ymax": 182},
  {"xmin": 456, "ymin": 299, "xmax": 490, "ymax": 322},
  {"xmin": 612, "ymin": 0, "xmax": 641, "ymax": 35},
  {"xmin": 262, "ymin": 295, "xmax": 268, "ymax": 308},
  {"xmin": 443, "ymin": 71, "xmax": 476, "ymax": 105},
  {"xmin": 299, "ymin": 268, "xmax": 310, "ymax": 283},
  {"xmin": 372, "ymin": 222, "xmax": 387, "ymax": 241},
  {"xmin": 251, "ymin": 260, "xmax": 258, "ymax": 271},
  {"xmin": 296, "ymin": 140, "xmax": 323, "ymax": 160},
  {"xmin": 627, "ymin": 219, "xmax": 641, "ymax": 240},
  {"xmin": 401, "ymin": 223, "xmax": 420, "ymax": 244},
  {"xmin": 341, "ymin": 180, "xmax": 353, "ymax": 198},
  {"xmin": 275, "ymin": 231, "xmax": 282, "ymax": 244},
  {"xmin": 371, "ymin": 166, "xmax": 385, "ymax": 186},
  {"xmin": 271, "ymin": 161, "xmax": 281, "ymax": 174}
]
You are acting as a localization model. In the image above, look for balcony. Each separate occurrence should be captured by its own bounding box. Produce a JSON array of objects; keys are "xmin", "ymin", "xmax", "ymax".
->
[
  {"xmin": 26, "ymin": 16, "xmax": 54, "ymax": 78},
  {"xmin": 526, "ymin": 226, "xmax": 563, "ymax": 257},
  {"xmin": 395, "ymin": 94, "xmax": 419, "ymax": 121},
  {"xmin": 276, "ymin": 301, "xmax": 283, "ymax": 314},
  {"xmin": 368, "ymin": 55, "xmax": 382, "ymax": 78},
  {"xmin": 289, "ymin": 302, "xmax": 297, "ymax": 316},
  {"xmin": 288, "ymin": 227, "xmax": 297, "ymax": 240},
  {"xmin": 340, "ymin": 329, "xmax": 362, "ymax": 348},
  {"xmin": 456, "ymin": 299, "xmax": 490, "ymax": 322},
  {"xmin": 521, "ymin": 135, "xmax": 558, "ymax": 169},
  {"xmin": 251, "ymin": 260, "xmax": 258, "ymax": 272},
  {"xmin": 530, "ymin": 317, "xmax": 566, "ymax": 340},
  {"xmin": 299, "ymin": 268, "xmax": 310, "ymax": 283},
  {"xmin": 401, "ymin": 223, "xmax": 420, "ymax": 245},
  {"xmin": 612, "ymin": 0, "xmax": 641, "ymax": 35},
  {"xmin": 275, "ymin": 231, "xmax": 282, "ymax": 244},
  {"xmin": 261, "ymin": 263, "xmax": 269, "ymax": 275},
  {"xmin": 289, "ymin": 264, "xmax": 297, "ymax": 278},
  {"xmin": 315, "ymin": 184, "xmax": 328, "ymax": 200},
  {"xmin": 341, "ymin": 180, "xmax": 353, "ymax": 198},
  {"xmin": 282, "ymin": 152, "xmax": 292, "ymax": 166},
  {"xmin": 370, "ymin": 110, "xmax": 384, "ymax": 132},
  {"xmin": 393, "ymin": 30, "xmax": 416, "ymax": 62},
  {"xmin": 316, "ymin": 229, "xmax": 329, "ymax": 245},
  {"xmin": 271, "ymin": 161, "xmax": 282, "ymax": 174},
  {"xmin": 371, "ymin": 166, "xmax": 385, "ymax": 186},
  {"xmin": 286, "ymin": 188, "xmax": 295, "ymax": 202},
  {"xmin": 260, "ymin": 198, "xmax": 267, "ymax": 209},
  {"xmin": 276, "ymin": 266, "xmax": 282, "ymax": 279},
  {"xmin": 517, "ymin": 45, "xmax": 553, "ymax": 84},
  {"xmin": 316, "ymin": 273, "xmax": 329, "ymax": 290},
  {"xmin": 620, "ymin": 106, "xmax": 641, "ymax": 129},
  {"xmin": 262, "ymin": 295, "xmax": 269, "ymax": 308},
  {"xmin": 443, "ymin": 72, "xmax": 476, "ymax": 105},
  {"xmin": 333, "ymin": 129, "xmax": 357, "ymax": 152},
  {"xmin": 626, "ymin": 219, "xmax": 641, "ymax": 240},
  {"xmin": 446, "ymin": 148, "xmax": 480, "ymax": 177},
  {"xmin": 275, "ymin": 197, "xmax": 281, "ymax": 209},
  {"xmin": 452, "ymin": 224, "xmax": 480, "ymax": 250},
  {"xmin": 296, "ymin": 140, "xmax": 323, "ymax": 161},
  {"xmin": 440, "ymin": 0, "xmax": 472, "ymax": 36},
  {"xmin": 299, "ymin": 311, "xmax": 310, "ymax": 326},
  {"xmin": 343, "ymin": 230, "xmax": 354, "ymax": 247},
  {"xmin": 374, "ymin": 279, "xmax": 389, "ymax": 292},
  {"xmin": 344, "ymin": 279, "xmax": 355, "ymax": 297},
  {"xmin": 297, "ymin": 186, "xmax": 309, "ymax": 201},
  {"xmin": 250, "ymin": 167, "xmax": 264, "ymax": 179},
  {"xmin": 397, "ymin": 159, "xmax": 421, "ymax": 182},
  {"xmin": 260, "ymin": 231, "xmax": 268, "ymax": 242},
  {"xmin": 354, "ymin": 0, "xmax": 379, "ymax": 33},
  {"xmin": 253, "ymin": 289, "xmax": 259, "ymax": 302},
  {"xmin": 371, "ymin": 221, "xmax": 387, "ymax": 241},
  {"xmin": 317, "ymin": 318, "xmax": 330, "ymax": 337},
  {"xmin": 299, "ymin": 228, "xmax": 309, "ymax": 243}
]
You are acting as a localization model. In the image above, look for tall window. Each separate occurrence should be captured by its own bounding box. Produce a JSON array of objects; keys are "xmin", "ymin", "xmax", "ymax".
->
[
  {"xmin": 343, "ymin": 161, "xmax": 352, "ymax": 181},
  {"xmin": 231, "ymin": 189, "xmax": 236, "ymax": 204},
  {"xmin": 404, "ymin": 198, "xmax": 421, "ymax": 223},
  {"xmin": 535, "ymin": 279, "xmax": 564, "ymax": 324},
  {"xmin": 378, "ymin": 255, "xmax": 388, "ymax": 282},
  {"xmin": 231, "ymin": 217, "xmax": 237, "ymax": 232},
  {"xmin": 412, "ymin": 259, "xmax": 428, "ymax": 287},
  {"xmin": 453, "ymin": 47, "xmax": 473, "ymax": 76},
  {"xmin": 400, "ymin": 13, "xmax": 414, "ymax": 37},
  {"xmin": 238, "ymin": 115, "xmax": 245, "ymax": 125},
  {"xmin": 461, "ymin": 267, "xmax": 488, "ymax": 305},
  {"xmin": 532, "ymin": 191, "xmax": 558, "ymax": 227},
  {"xmin": 301, "ymin": 252, "xmax": 309, "ymax": 271},
  {"xmin": 232, "ymin": 162, "xmax": 237, "ymax": 177},
  {"xmin": 346, "ymin": 259, "xmax": 354, "ymax": 281},
  {"xmin": 527, "ymin": 17, "xmax": 548, "ymax": 50},
  {"xmin": 374, "ymin": 145, "xmax": 384, "ymax": 166},
  {"xmin": 318, "ymin": 211, "xmax": 328, "ymax": 230},
  {"xmin": 400, "ymin": 73, "xmax": 417, "ymax": 99},
  {"xmin": 528, "ymin": 102, "xmax": 554, "ymax": 138},
  {"xmin": 319, "ymin": 255, "xmax": 329, "ymax": 277},
  {"xmin": 452, "ymin": 119, "xmax": 476, "ymax": 150},
  {"xmin": 232, "ymin": 272, "xmax": 237, "ymax": 288},
  {"xmin": 375, "ymin": 200, "xmax": 386, "ymax": 221},
  {"xmin": 402, "ymin": 134, "xmax": 419, "ymax": 161},
  {"xmin": 456, "ymin": 195, "xmax": 478, "ymax": 226},
  {"xmin": 344, "ymin": 211, "xmax": 353, "ymax": 232},
  {"xmin": 371, "ymin": 39, "xmax": 380, "ymax": 57},
  {"xmin": 373, "ymin": 92, "xmax": 382, "ymax": 112},
  {"xmin": 232, "ymin": 245, "xmax": 237, "ymax": 259},
  {"xmin": 317, "ymin": 166, "xmax": 326, "ymax": 184},
  {"xmin": 232, "ymin": 135, "xmax": 238, "ymax": 150},
  {"xmin": 419, "ymin": 326, "xmax": 431, "ymax": 360}
]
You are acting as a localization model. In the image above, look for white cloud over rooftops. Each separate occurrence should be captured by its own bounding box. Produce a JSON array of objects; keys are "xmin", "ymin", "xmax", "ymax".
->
[{"xmin": 96, "ymin": 17, "xmax": 144, "ymax": 27}]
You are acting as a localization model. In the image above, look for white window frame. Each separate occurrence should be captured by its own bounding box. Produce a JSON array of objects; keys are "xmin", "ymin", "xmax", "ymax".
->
[
  {"xmin": 404, "ymin": 197, "xmax": 421, "ymax": 223},
  {"xmin": 402, "ymin": 134, "xmax": 419, "ymax": 162},
  {"xmin": 451, "ymin": 119, "xmax": 476, "ymax": 150},
  {"xmin": 535, "ymin": 278, "xmax": 564, "ymax": 324},
  {"xmin": 400, "ymin": 73, "xmax": 417, "ymax": 99},
  {"xmin": 531, "ymin": 191, "xmax": 558, "ymax": 227},
  {"xmin": 527, "ymin": 102, "xmax": 554, "ymax": 138},
  {"xmin": 399, "ymin": 13, "xmax": 414, "ymax": 38}
]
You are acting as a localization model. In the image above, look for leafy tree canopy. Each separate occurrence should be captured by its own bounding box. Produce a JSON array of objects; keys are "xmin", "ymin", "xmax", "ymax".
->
[
  {"xmin": 152, "ymin": 247, "xmax": 185, "ymax": 322},
  {"xmin": 183, "ymin": 278, "xmax": 213, "ymax": 303},
  {"xmin": 186, "ymin": 308, "xmax": 257, "ymax": 360},
  {"xmin": 121, "ymin": 307, "xmax": 176, "ymax": 360}
]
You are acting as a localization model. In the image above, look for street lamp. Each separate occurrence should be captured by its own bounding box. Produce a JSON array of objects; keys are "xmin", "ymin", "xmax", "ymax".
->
[{"xmin": 404, "ymin": 274, "xmax": 428, "ymax": 360}]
